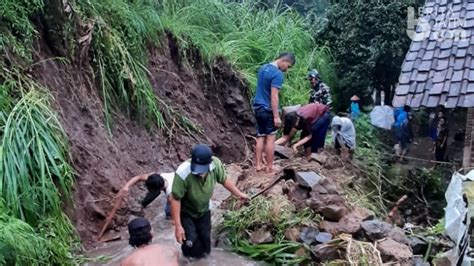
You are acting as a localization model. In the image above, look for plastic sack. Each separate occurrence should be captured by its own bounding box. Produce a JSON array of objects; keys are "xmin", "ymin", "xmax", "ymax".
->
[{"xmin": 370, "ymin": 106, "xmax": 395, "ymax": 130}]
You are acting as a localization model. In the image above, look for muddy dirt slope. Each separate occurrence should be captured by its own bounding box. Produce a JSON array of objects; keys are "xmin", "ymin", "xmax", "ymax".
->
[{"xmin": 31, "ymin": 33, "xmax": 255, "ymax": 246}]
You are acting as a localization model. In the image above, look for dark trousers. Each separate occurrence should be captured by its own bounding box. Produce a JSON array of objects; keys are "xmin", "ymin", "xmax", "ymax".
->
[
  {"xmin": 311, "ymin": 112, "xmax": 331, "ymax": 153},
  {"xmin": 435, "ymin": 146, "xmax": 447, "ymax": 162},
  {"xmin": 181, "ymin": 211, "xmax": 211, "ymax": 258}
]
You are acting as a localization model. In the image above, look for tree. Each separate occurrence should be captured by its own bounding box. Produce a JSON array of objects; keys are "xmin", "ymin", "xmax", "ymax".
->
[{"xmin": 317, "ymin": 0, "xmax": 422, "ymax": 110}]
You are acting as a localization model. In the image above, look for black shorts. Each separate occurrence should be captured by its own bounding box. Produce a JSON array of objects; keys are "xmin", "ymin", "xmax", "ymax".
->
[
  {"xmin": 254, "ymin": 107, "xmax": 277, "ymax": 137},
  {"xmin": 181, "ymin": 211, "xmax": 211, "ymax": 258}
]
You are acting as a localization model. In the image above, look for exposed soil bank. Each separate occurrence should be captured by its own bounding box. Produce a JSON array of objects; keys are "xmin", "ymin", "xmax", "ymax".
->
[{"xmin": 31, "ymin": 33, "xmax": 255, "ymax": 247}]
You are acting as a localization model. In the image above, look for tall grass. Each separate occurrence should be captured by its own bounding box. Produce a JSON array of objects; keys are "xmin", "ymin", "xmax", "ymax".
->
[
  {"xmin": 158, "ymin": 0, "xmax": 338, "ymax": 106},
  {"xmin": 0, "ymin": 89, "xmax": 74, "ymax": 222},
  {"xmin": 0, "ymin": 80, "xmax": 79, "ymax": 264}
]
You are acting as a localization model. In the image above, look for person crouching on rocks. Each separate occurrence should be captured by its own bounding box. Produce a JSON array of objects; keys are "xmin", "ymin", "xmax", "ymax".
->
[
  {"xmin": 275, "ymin": 103, "xmax": 331, "ymax": 159},
  {"xmin": 170, "ymin": 144, "xmax": 248, "ymax": 259},
  {"xmin": 121, "ymin": 217, "xmax": 179, "ymax": 266},
  {"xmin": 331, "ymin": 116, "xmax": 356, "ymax": 160},
  {"xmin": 98, "ymin": 171, "xmax": 175, "ymax": 239}
]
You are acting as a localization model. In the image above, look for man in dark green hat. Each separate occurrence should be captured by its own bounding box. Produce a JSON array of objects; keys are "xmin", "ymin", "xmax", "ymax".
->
[{"xmin": 170, "ymin": 144, "xmax": 248, "ymax": 259}]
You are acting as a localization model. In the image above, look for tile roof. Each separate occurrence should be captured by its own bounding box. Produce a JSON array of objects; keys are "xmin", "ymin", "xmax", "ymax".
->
[{"xmin": 393, "ymin": 0, "xmax": 474, "ymax": 108}]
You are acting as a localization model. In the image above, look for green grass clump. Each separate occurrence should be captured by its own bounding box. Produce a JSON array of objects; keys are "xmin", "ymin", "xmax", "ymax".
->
[
  {"xmin": 350, "ymin": 114, "xmax": 390, "ymax": 215},
  {"xmin": 0, "ymin": 89, "xmax": 74, "ymax": 222},
  {"xmin": 219, "ymin": 196, "xmax": 319, "ymax": 264},
  {"xmin": 0, "ymin": 84, "xmax": 79, "ymax": 264},
  {"xmin": 158, "ymin": 0, "xmax": 338, "ymax": 106}
]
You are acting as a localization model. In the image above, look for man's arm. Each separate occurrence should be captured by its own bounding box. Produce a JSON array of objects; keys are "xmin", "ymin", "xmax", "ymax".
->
[
  {"xmin": 271, "ymin": 88, "xmax": 281, "ymax": 127},
  {"xmin": 336, "ymin": 135, "xmax": 348, "ymax": 152},
  {"xmin": 275, "ymin": 135, "xmax": 290, "ymax": 145},
  {"xmin": 122, "ymin": 173, "xmax": 152, "ymax": 192},
  {"xmin": 276, "ymin": 128, "xmax": 297, "ymax": 146},
  {"xmin": 292, "ymin": 135, "xmax": 312, "ymax": 152},
  {"xmin": 170, "ymin": 197, "xmax": 185, "ymax": 243},
  {"xmin": 98, "ymin": 172, "xmax": 152, "ymax": 239},
  {"xmin": 222, "ymin": 179, "xmax": 248, "ymax": 199}
]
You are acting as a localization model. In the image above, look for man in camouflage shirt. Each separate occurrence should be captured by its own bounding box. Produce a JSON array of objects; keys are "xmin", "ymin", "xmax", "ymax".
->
[{"xmin": 308, "ymin": 69, "xmax": 332, "ymax": 107}]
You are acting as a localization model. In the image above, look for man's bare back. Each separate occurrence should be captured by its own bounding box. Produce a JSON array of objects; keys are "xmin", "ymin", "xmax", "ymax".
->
[{"xmin": 121, "ymin": 244, "xmax": 178, "ymax": 266}]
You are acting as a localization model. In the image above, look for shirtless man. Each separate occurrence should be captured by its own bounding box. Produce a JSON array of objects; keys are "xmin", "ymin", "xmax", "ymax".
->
[{"xmin": 121, "ymin": 217, "xmax": 178, "ymax": 266}]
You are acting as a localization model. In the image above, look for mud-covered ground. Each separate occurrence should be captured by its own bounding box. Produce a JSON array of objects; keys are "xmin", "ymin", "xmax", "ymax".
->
[{"xmin": 31, "ymin": 33, "xmax": 255, "ymax": 247}]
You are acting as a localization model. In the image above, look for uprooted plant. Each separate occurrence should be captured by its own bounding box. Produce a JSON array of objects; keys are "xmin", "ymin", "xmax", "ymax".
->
[{"xmin": 218, "ymin": 195, "xmax": 321, "ymax": 264}]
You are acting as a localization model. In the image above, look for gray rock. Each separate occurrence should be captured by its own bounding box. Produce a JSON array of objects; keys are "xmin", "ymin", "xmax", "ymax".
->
[
  {"xmin": 250, "ymin": 228, "xmax": 273, "ymax": 244},
  {"xmin": 389, "ymin": 226, "xmax": 410, "ymax": 245},
  {"xmin": 315, "ymin": 232, "xmax": 333, "ymax": 244},
  {"xmin": 313, "ymin": 244, "xmax": 344, "ymax": 262},
  {"xmin": 299, "ymin": 227, "xmax": 319, "ymax": 245},
  {"xmin": 274, "ymin": 145, "xmax": 294, "ymax": 159},
  {"xmin": 377, "ymin": 238, "xmax": 413, "ymax": 264},
  {"xmin": 310, "ymin": 152, "xmax": 328, "ymax": 164},
  {"xmin": 320, "ymin": 205, "xmax": 348, "ymax": 222},
  {"xmin": 361, "ymin": 220, "xmax": 393, "ymax": 241},
  {"xmin": 295, "ymin": 171, "xmax": 322, "ymax": 189}
]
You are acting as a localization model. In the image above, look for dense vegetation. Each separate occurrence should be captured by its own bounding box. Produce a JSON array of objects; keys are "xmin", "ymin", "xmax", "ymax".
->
[
  {"xmin": 0, "ymin": 0, "xmax": 334, "ymax": 263},
  {"xmin": 316, "ymin": 0, "xmax": 423, "ymax": 110},
  {"xmin": 1, "ymin": 0, "xmax": 436, "ymax": 264}
]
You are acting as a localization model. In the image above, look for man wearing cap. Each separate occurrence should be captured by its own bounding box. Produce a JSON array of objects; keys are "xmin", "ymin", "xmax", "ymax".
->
[
  {"xmin": 308, "ymin": 69, "xmax": 331, "ymax": 106},
  {"xmin": 170, "ymin": 144, "xmax": 248, "ymax": 259},
  {"xmin": 122, "ymin": 217, "xmax": 179, "ymax": 266}
]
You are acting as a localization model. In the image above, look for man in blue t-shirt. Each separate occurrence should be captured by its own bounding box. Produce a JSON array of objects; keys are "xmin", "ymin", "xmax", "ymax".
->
[{"xmin": 252, "ymin": 52, "xmax": 295, "ymax": 172}]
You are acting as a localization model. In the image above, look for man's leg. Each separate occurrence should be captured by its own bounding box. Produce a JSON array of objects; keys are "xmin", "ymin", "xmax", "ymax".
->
[
  {"xmin": 254, "ymin": 108, "xmax": 267, "ymax": 172},
  {"xmin": 195, "ymin": 211, "xmax": 212, "ymax": 255},
  {"xmin": 255, "ymin": 136, "xmax": 265, "ymax": 171},
  {"xmin": 181, "ymin": 213, "xmax": 205, "ymax": 258},
  {"xmin": 264, "ymin": 134, "xmax": 276, "ymax": 172}
]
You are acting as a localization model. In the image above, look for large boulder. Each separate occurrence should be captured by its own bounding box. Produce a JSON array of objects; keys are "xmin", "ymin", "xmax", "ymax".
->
[
  {"xmin": 319, "ymin": 221, "xmax": 339, "ymax": 235},
  {"xmin": 299, "ymin": 227, "xmax": 319, "ymax": 245},
  {"xmin": 284, "ymin": 228, "xmax": 300, "ymax": 242},
  {"xmin": 389, "ymin": 226, "xmax": 410, "ymax": 245},
  {"xmin": 274, "ymin": 145, "xmax": 294, "ymax": 159},
  {"xmin": 361, "ymin": 220, "xmax": 410, "ymax": 245},
  {"xmin": 313, "ymin": 244, "xmax": 344, "ymax": 262},
  {"xmin": 336, "ymin": 207, "xmax": 375, "ymax": 234},
  {"xmin": 250, "ymin": 228, "xmax": 273, "ymax": 244},
  {"xmin": 376, "ymin": 238, "xmax": 412, "ymax": 265},
  {"xmin": 306, "ymin": 194, "xmax": 347, "ymax": 211},
  {"xmin": 288, "ymin": 185, "xmax": 310, "ymax": 201},
  {"xmin": 361, "ymin": 220, "xmax": 393, "ymax": 241},
  {"xmin": 295, "ymin": 171, "xmax": 323, "ymax": 189},
  {"xmin": 320, "ymin": 205, "xmax": 348, "ymax": 222},
  {"xmin": 311, "ymin": 152, "xmax": 328, "ymax": 164},
  {"xmin": 315, "ymin": 232, "xmax": 333, "ymax": 244},
  {"xmin": 265, "ymin": 181, "xmax": 283, "ymax": 198},
  {"xmin": 318, "ymin": 178, "xmax": 340, "ymax": 195}
]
